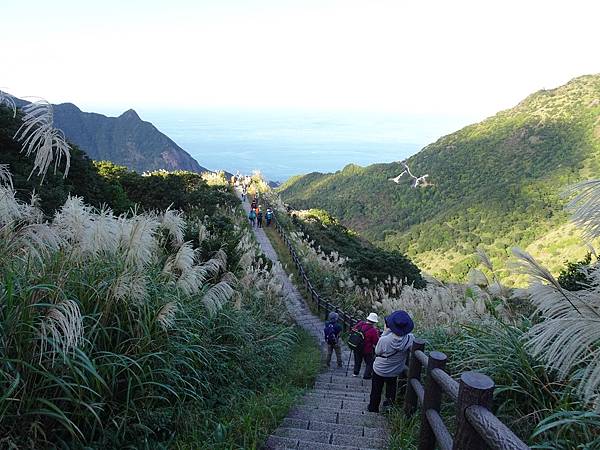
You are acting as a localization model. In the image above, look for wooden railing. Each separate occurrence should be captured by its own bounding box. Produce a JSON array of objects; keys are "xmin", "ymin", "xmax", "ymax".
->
[
  {"xmin": 272, "ymin": 215, "xmax": 360, "ymax": 331},
  {"xmin": 270, "ymin": 211, "xmax": 530, "ymax": 450}
]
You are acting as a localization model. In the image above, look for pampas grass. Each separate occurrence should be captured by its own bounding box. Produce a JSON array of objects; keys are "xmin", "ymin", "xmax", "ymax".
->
[
  {"xmin": 0, "ymin": 163, "xmax": 13, "ymax": 189},
  {"xmin": 14, "ymin": 99, "xmax": 71, "ymax": 181}
]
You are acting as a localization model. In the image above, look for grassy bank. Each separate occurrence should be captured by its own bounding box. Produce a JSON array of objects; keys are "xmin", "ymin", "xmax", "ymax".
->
[{"xmin": 175, "ymin": 327, "xmax": 320, "ymax": 450}]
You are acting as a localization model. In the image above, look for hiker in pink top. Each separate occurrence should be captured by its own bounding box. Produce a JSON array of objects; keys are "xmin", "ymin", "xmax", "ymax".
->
[{"xmin": 351, "ymin": 312, "xmax": 380, "ymax": 379}]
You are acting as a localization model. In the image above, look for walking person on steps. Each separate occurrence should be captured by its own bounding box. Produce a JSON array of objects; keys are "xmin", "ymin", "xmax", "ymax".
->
[
  {"xmin": 350, "ymin": 313, "xmax": 379, "ymax": 379},
  {"xmin": 368, "ymin": 310, "xmax": 414, "ymax": 413},
  {"xmin": 248, "ymin": 208, "xmax": 256, "ymax": 227},
  {"xmin": 324, "ymin": 312, "xmax": 343, "ymax": 368},
  {"xmin": 257, "ymin": 208, "xmax": 264, "ymax": 228}
]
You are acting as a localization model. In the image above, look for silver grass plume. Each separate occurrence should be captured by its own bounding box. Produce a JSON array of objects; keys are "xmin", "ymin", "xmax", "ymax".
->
[
  {"xmin": 0, "ymin": 164, "xmax": 13, "ymax": 190},
  {"xmin": 39, "ymin": 299, "xmax": 83, "ymax": 366},
  {"xmin": 565, "ymin": 180, "xmax": 600, "ymax": 240},
  {"xmin": 514, "ymin": 248, "xmax": 600, "ymax": 407},
  {"xmin": 512, "ymin": 247, "xmax": 585, "ymax": 315},
  {"xmin": 19, "ymin": 223, "xmax": 65, "ymax": 262},
  {"xmin": 0, "ymin": 186, "xmax": 24, "ymax": 226},
  {"xmin": 15, "ymin": 100, "xmax": 71, "ymax": 181},
  {"xmin": 202, "ymin": 280, "xmax": 234, "ymax": 315},
  {"xmin": 81, "ymin": 206, "xmax": 119, "ymax": 257},
  {"xmin": 0, "ymin": 89, "xmax": 17, "ymax": 117},
  {"xmin": 163, "ymin": 242, "xmax": 196, "ymax": 275},
  {"xmin": 161, "ymin": 208, "xmax": 185, "ymax": 246},
  {"xmin": 175, "ymin": 249, "xmax": 226, "ymax": 295},
  {"xmin": 156, "ymin": 301, "xmax": 178, "ymax": 330},
  {"xmin": 111, "ymin": 272, "xmax": 148, "ymax": 303},
  {"xmin": 524, "ymin": 276, "xmax": 600, "ymax": 407},
  {"xmin": 119, "ymin": 214, "xmax": 159, "ymax": 269}
]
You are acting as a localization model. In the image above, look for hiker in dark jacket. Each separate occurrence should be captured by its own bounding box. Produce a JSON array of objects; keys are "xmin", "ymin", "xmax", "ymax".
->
[
  {"xmin": 368, "ymin": 310, "xmax": 414, "ymax": 413},
  {"xmin": 352, "ymin": 312, "xmax": 380, "ymax": 379},
  {"xmin": 324, "ymin": 312, "xmax": 343, "ymax": 368}
]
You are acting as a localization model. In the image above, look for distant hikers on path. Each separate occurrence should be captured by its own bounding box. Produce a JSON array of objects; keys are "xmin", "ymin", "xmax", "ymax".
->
[{"xmin": 244, "ymin": 190, "xmax": 274, "ymax": 229}]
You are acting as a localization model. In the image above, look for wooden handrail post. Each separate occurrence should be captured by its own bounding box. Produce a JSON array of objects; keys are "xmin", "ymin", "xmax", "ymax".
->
[
  {"xmin": 418, "ymin": 351, "xmax": 448, "ymax": 450},
  {"xmin": 453, "ymin": 372, "xmax": 494, "ymax": 450},
  {"xmin": 404, "ymin": 338, "xmax": 426, "ymax": 416}
]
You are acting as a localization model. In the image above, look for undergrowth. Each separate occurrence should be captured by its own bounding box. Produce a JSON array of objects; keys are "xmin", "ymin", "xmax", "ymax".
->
[{"xmin": 175, "ymin": 328, "xmax": 320, "ymax": 449}]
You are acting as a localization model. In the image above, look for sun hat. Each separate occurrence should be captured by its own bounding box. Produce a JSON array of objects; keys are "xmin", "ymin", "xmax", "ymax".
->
[
  {"xmin": 366, "ymin": 312, "xmax": 379, "ymax": 323},
  {"xmin": 328, "ymin": 311, "xmax": 339, "ymax": 322},
  {"xmin": 385, "ymin": 310, "xmax": 414, "ymax": 336}
]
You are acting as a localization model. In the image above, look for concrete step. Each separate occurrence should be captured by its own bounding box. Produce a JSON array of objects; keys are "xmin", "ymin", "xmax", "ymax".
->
[
  {"xmin": 300, "ymin": 398, "xmax": 368, "ymax": 412},
  {"xmin": 310, "ymin": 388, "xmax": 371, "ymax": 399},
  {"xmin": 263, "ymin": 434, "xmax": 298, "ymax": 449},
  {"xmin": 317, "ymin": 375, "xmax": 371, "ymax": 387},
  {"xmin": 304, "ymin": 391, "xmax": 369, "ymax": 401},
  {"xmin": 274, "ymin": 427, "xmax": 330, "ymax": 443},
  {"xmin": 309, "ymin": 420, "xmax": 385, "ymax": 438},
  {"xmin": 314, "ymin": 382, "xmax": 371, "ymax": 393},
  {"xmin": 287, "ymin": 406, "xmax": 387, "ymax": 428}
]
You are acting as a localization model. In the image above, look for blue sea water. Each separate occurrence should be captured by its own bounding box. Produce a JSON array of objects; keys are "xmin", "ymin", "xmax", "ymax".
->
[{"xmin": 139, "ymin": 109, "xmax": 475, "ymax": 183}]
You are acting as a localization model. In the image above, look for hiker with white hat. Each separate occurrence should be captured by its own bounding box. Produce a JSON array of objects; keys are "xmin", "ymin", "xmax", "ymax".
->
[{"xmin": 347, "ymin": 312, "xmax": 380, "ymax": 379}]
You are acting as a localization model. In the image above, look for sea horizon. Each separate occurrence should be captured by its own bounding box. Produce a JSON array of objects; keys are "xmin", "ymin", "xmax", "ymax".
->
[{"xmin": 104, "ymin": 107, "xmax": 479, "ymax": 182}]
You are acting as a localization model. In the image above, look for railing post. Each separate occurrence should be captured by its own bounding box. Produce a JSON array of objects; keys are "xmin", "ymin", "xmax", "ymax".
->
[
  {"xmin": 404, "ymin": 338, "xmax": 426, "ymax": 416},
  {"xmin": 453, "ymin": 372, "xmax": 494, "ymax": 450},
  {"xmin": 418, "ymin": 351, "xmax": 448, "ymax": 450}
]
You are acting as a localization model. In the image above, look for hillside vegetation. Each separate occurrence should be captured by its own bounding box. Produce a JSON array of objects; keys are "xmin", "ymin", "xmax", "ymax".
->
[
  {"xmin": 0, "ymin": 106, "xmax": 319, "ymax": 449},
  {"xmin": 278, "ymin": 74, "xmax": 600, "ymax": 283}
]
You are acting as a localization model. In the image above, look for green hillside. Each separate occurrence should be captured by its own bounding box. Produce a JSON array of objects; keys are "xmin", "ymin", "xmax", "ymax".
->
[{"xmin": 278, "ymin": 74, "xmax": 600, "ymax": 283}]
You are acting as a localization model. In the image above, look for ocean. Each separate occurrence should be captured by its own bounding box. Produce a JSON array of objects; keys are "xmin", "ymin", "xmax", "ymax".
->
[{"xmin": 140, "ymin": 109, "xmax": 475, "ymax": 183}]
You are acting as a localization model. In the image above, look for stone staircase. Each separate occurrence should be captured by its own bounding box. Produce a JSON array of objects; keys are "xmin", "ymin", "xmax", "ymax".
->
[{"xmin": 237, "ymin": 189, "xmax": 389, "ymax": 450}]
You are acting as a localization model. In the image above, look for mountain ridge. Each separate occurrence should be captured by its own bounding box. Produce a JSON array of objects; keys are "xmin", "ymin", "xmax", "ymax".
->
[
  {"xmin": 12, "ymin": 96, "xmax": 208, "ymax": 174},
  {"xmin": 278, "ymin": 74, "xmax": 600, "ymax": 283}
]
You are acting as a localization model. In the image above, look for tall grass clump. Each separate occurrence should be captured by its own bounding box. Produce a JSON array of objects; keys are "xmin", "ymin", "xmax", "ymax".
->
[{"xmin": 0, "ymin": 163, "xmax": 301, "ymax": 448}]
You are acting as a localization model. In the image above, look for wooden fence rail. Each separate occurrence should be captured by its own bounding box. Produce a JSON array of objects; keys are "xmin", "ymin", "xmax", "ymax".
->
[{"xmin": 269, "ymin": 211, "xmax": 530, "ymax": 450}]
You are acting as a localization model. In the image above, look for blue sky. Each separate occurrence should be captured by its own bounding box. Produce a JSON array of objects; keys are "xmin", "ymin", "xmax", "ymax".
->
[{"xmin": 3, "ymin": 0, "xmax": 600, "ymax": 119}]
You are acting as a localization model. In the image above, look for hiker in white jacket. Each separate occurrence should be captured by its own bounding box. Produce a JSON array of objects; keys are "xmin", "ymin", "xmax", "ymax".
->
[{"xmin": 368, "ymin": 310, "xmax": 414, "ymax": 413}]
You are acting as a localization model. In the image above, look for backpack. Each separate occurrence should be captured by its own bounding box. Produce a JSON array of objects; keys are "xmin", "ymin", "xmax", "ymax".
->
[
  {"xmin": 249, "ymin": 210, "xmax": 256, "ymax": 219},
  {"xmin": 347, "ymin": 323, "xmax": 366, "ymax": 352},
  {"xmin": 324, "ymin": 322, "xmax": 338, "ymax": 345}
]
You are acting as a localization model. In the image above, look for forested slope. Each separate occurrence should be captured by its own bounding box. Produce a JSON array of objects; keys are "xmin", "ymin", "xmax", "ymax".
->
[{"xmin": 279, "ymin": 74, "xmax": 600, "ymax": 282}]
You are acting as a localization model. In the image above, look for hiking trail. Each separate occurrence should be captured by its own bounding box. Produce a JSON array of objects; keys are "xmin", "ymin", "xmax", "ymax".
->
[{"xmin": 238, "ymin": 190, "xmax": 389, "ymax": 450}]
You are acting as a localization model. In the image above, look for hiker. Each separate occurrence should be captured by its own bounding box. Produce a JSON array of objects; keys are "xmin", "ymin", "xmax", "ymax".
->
[
  {"xmin": 367, "ymin": 310, "xmax": 414, "ymax": 413},
  {"xmin": 241, "ymin": 186, "xmax": 247, "ymax": 201},
  {"xmin": 257, "ymin": 208, "xmax": 263, "ymax": 228},
  {"xmin": 324, "ymin": 312, "xmax": 343, "ymax": 368},
  {"xmin": 349, "ymin": 312, "xmax": 380, "ymax": 379},
  {"xmin": 251, "ymin": 197, "xmax": 257, "ymax": 210},
  {"xmin": 248, "ymin": 209, "xmax": 256, "ymax": 227},
  {"xmin": 265, "ymin": 208, "xmax": 273, "ymax": 226}
]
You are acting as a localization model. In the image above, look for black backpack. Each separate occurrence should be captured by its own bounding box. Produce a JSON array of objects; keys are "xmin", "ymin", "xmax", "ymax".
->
[
  {"xmin": 324, "ymin": 323, "xmax": 338, "ymax": 345},
  {"xmin": 347, "ymin": 324, "xmax": 365, "ymax": 352}
]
